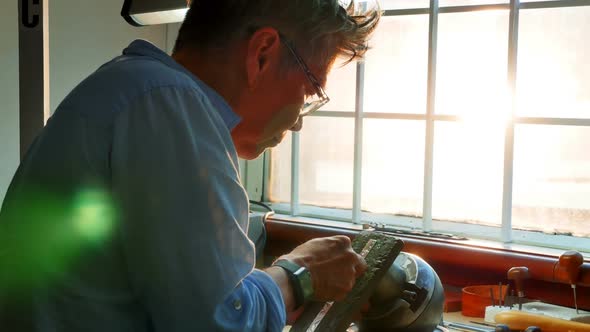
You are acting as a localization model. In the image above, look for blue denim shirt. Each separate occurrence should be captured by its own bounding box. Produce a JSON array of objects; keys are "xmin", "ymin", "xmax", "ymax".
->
[{"xmin": 0, "ymin": 40, "xmax": 285, "ymax": 332}]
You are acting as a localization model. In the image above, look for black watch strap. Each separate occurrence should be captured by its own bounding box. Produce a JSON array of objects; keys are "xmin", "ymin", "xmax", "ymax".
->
[{"xmin": 272, "ymin": 259, "xmax": 312, "ymax": 309}]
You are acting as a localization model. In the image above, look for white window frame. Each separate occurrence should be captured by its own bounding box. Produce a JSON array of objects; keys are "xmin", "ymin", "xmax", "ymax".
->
[{"xmin": 244, "ymin": 0, "xmax": 590, "ymax": 254}]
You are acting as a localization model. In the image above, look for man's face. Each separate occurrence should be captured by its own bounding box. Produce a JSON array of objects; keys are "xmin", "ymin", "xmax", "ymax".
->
[
  {"xmin": 230, "ymin": 28, "xmax": 333, "ymax": 160},
  {"xmin": 232, "ymin": 61, "xmax": 328, "ymax": 160},
  {"xmin": 253, "ymin": 101, "xmax": 302, "ymax": 153}
]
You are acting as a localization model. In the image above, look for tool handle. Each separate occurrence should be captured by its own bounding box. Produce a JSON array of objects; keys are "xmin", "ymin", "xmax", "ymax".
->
[
  {"xmin": 507, "ymin": 267, "xmax": 529, "ymax": 297},
  {"xmin": 556, "ymin": 251, "xmax": 584, "ymax": 284},
  {"xmin": 495, "ymin": 311, "xmax": 590, "ymax": 332}
]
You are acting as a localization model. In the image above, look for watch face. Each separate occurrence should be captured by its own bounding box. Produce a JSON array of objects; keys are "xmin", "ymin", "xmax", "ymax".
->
[{"xmin": 295, "ymin": 267, "xmax": 314, "ymax": 300}]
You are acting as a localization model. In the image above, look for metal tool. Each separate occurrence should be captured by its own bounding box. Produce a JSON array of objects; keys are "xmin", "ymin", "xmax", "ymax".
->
[
  {"xmin": 490, "ymin": 287, "xmax": 496, "ymax": 307},
  {"xmin": 470, "ymin": 321, "xmax": 496, "ymax": 327},
  {"xmin": 499, "ymin": 282, "xmax": 503, "ymax": 307},
  {"xmin": 507, "ymin": 266, "xmax": 529, "ymax": 310},
  {"xmin": 524, "ymin": 326, "xmax": 541, "ymax": 332},
  {"xmin": 306, "ymin": 239, "xmax": 377, "ymax": 332},
  {"xmin": 556, "ymin": 251, "xmax": 583, "ymax": 314},
  {"xmin": 468, "ymin": 320, "xmax": 510, "ymax": 332},
  {"xmin": 504, "ymin": 285, "xmax": 511, "ymax": 309},
  {"xmin": 443, "ymin": 321, "xmax": 494, "ymax": 332}
]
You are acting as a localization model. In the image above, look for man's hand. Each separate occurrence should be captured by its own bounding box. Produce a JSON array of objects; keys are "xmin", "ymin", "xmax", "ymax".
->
[{"xmin": 278, "ymin": 236, "xmax": 367, "ymax": 302}]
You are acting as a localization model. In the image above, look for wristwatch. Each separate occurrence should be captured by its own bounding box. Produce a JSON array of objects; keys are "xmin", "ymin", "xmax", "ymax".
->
[{"xmin": 272, "ymin": 259, "xmax": 314, "ymax": 309}]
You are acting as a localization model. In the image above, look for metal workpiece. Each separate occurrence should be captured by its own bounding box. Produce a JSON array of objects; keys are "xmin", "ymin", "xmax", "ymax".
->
[
  {"xmin": 306, "ymin": 240, "xmax": 378, "ymax": 331},
  {"xmin": 290, "ymin": 232, "xmax": 404, "ymax": 332}
]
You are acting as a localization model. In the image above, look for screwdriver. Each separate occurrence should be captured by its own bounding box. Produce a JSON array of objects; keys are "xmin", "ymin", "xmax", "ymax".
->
[
  {"xmin": 557, "ymin": 251, "xmax": 583, "ymax": 314},
  {"xmin": 507, "ymin": 266, "xmax": 529, "ymax": 310}
]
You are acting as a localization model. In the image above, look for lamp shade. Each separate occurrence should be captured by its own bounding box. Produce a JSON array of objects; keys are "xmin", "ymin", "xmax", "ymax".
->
[{"xmin": 121, "ymin": 0, "xmax": 188, "ymax": 26}]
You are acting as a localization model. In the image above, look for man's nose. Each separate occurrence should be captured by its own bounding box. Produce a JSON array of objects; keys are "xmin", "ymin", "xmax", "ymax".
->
[{"xmin": 290, "ymin": 117, "xmax": 303, "ymax": 132}]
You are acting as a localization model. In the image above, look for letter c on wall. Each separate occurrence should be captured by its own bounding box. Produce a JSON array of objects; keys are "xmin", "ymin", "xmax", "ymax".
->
[{"xmin": 21, "ymin": 0, "xmax": 40, "ymax": 28}]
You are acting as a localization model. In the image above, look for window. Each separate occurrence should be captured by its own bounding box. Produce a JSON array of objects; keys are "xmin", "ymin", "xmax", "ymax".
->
[{"xmin": 262, "ymin": 0, "xmax": 590, "ymax": 252}]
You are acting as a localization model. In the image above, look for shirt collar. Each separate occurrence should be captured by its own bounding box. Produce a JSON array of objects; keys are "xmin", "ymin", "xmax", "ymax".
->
[{"xmin": 122, "ymin": 39, "xmax": 241, "ymax": 131}]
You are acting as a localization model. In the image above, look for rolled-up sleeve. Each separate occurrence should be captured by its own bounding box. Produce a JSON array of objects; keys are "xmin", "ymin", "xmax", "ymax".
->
[{"xmin": 110, "ymin": 86, "xmax": 286, "ymax": 331}]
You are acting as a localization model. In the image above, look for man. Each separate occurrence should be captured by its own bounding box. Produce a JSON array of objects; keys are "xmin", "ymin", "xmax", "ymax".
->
[{"xmin": 0, "ymin": 0, "xmax": 380, "ymax": 331}]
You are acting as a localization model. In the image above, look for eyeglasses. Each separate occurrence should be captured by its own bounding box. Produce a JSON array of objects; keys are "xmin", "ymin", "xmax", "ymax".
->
[{"xmin": 279, "ymin": 34, "xmax": 330, "ymax": 117}]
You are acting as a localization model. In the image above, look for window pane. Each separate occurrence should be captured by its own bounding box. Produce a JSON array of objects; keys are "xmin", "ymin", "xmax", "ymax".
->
[
  {"xmin": 513, "ymin": 125, "xmax": 590, "ymax": 237},
  {"xmin": 436, "ymin": 10, "xmax": 510, "ymax": 119},
  {"xmin": 380, "ymin": 0, "xmax": 429, "ymax": 10},
  {"xmin": 364, "ymin": 15, "xmax": 429, "ymax": 114},
  {"xmin": 321, "ymin": 61, "xmax": 357, "ymax": 112},
  {"xmin": 361, "ymin": 120, "xmax": 424, "ymax": 216},
  {"xmin": 299, "ymin": 117, "xmax": 355, "ymax": 209},
  {"xmin": 516, "ymin": 7, "xmax": 590, "ymax": 118},
  {"xmin": 267, "ymin": 133, "xmax": 292, "ymax": 203},
  {"xmin": 432, "ymin": 121, "xmax": 505, "ymax": 225},
  {"xmin": 440, "ymin": 0, "xmax": 508, "ymax": 6},
  {"xmin": 380, "ymin": 0, "xmax": 507, "ymax": 8}
]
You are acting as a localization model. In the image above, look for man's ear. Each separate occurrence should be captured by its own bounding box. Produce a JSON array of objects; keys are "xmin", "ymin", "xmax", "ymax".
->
[{"xmin": 245, "ymin": 27, "xmax": 281, "ymax": 91}]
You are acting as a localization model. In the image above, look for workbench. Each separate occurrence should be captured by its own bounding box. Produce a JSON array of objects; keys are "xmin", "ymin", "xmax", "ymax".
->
[{"xmin": 282, "ymin": 311, "xmax": 486, "ymax": 331}]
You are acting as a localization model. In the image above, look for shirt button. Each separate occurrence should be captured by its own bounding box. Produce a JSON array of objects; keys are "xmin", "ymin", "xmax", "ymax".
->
[{"xmin": 233, "ymin": 299, "xmax": 242, "ymax": 311}]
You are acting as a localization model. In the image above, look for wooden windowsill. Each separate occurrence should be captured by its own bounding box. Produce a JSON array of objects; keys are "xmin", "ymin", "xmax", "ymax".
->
[{"xmin": 264, "ymin": 216, "xmax": 590, "ymax": 311}]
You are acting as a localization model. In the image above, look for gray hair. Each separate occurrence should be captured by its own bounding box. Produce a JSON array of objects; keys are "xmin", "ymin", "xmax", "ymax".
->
[{"xmin": 174, "ymin": 0, "xmax": 381, "ymax": 69}]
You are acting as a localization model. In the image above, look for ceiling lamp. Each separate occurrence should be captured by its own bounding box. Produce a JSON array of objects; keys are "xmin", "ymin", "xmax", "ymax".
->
[{"xmin": 121, "ymin": 0, "xmax": 188, "ymax": 26}]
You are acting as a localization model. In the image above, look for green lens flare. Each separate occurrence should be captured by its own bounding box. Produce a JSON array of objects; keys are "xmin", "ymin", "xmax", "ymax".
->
[
  {"xmin": 72, "ymin": 189, "xmax": 115, "ymax": 243},
  {"xmin": 0, "ymin": 186, "xmax": 117, "ymax": 292}
]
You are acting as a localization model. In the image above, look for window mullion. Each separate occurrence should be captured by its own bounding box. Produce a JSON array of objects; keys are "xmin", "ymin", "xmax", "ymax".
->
[
  {"xmin": 262, "ymin": 150, "xmax": 271, "ymax": 201},
  {"xmin": 423, "ymin": 0, "xmax": 439, "ymax": 232},
  {"xmin": 501, "ymin": 0, "xmax": 520, "ymax": 243},
  {"xmin": 352, "ymin": 61, "xmax": 365, "ymax": 224},
  {"xmin": 520, "ymin": 0, "xmax": 590, "ymax": 10},
  {"xmin": 290, "ymin": 131, "xmax": 301, "ymax": 216}
]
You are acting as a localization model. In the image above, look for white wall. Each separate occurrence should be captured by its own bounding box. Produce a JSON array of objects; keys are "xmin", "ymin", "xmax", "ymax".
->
[
  {"xmin": 0, "ymin": 0, "xmax": 170, "ymax": 204},
  {"xmin": 49, "ymin": 0, "xmax": 167, "ymax": 112},
  {"xmin": 166, "ymin": 22, "xmax": 181, "ymax": 53}
]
